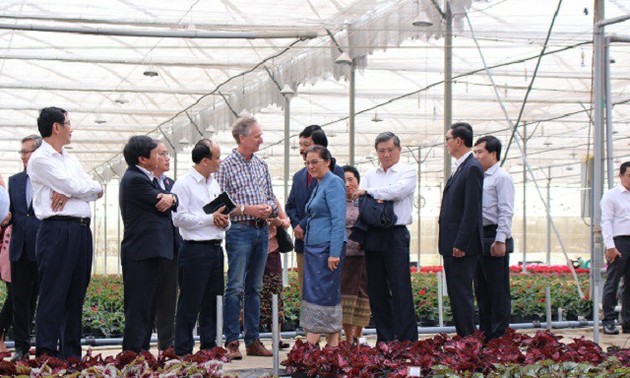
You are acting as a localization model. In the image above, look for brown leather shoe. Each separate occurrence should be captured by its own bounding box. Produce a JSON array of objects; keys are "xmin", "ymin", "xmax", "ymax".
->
[
  {"xmin": 246, "ymin": 339, "xmax": 273, "ymax": 357},
  {"xmin": 225, "ymin": 340, "xmax": 242, "ymax": 360}
]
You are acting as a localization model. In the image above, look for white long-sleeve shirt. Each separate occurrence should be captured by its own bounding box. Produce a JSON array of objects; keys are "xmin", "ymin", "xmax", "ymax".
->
[
  {"xmin": 28, "ymin": 140, "xmax": 102, "ymax": 219},
  {"xmin": 171, "ymin": 168, "xmax": 229, "ymax": 241},
  {"xmin": 482, "ymin": 163, "xmax": 515, "ymax": 243},
  {"xmin": 360, "ymin": 161, "xmax": 417, "ymax": 225},
  {"xmin": 601, "ymin": 184, "xmax": 630, "ymax": 249}
]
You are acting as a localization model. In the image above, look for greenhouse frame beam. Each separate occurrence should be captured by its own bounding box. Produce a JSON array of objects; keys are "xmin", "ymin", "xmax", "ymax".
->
[{"xmin": 0, "ymin": 22, "xmax": 318, "ymax": 40}]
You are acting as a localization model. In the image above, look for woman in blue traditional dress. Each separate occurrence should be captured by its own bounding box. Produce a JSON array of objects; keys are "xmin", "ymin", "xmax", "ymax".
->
[{"xmin": 300, "ymin": 145, "xmax": 346, "ymax": 347}]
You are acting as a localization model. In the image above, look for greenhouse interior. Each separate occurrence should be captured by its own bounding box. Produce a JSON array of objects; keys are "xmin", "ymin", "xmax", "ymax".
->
[{"xmin": 0, "ymin": 0, "xmax": 629, "ymax": 368}]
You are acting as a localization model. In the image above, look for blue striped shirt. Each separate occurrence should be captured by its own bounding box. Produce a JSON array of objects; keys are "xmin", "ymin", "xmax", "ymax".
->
[{"xmin": 216, "ymin": 148, "xmax": 277, "ymax": 222}]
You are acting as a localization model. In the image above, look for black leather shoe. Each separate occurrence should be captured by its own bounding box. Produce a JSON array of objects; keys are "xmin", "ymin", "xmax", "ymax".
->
[
  {"xmin": 604, "ymin": 322, "xmax": 619, "ymax": 335},
  {"xmin": 11, "ymin": 349, "xmax": 28, "ymax": 362}
]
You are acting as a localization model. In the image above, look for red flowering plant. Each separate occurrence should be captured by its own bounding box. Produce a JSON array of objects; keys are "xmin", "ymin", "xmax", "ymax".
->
[
  {"xmin": 284, "ymin": 329, "xmax": 622, "ymax": 377},
  {"xmin": 4, "ymin": 348, "xmax": 234, "ymax": 377}
]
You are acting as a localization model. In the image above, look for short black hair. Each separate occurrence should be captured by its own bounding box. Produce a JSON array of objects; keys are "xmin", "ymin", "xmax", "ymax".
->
[
  {"xmin": 123, "ymin": 135, "xmax": 157, "ymax": 166},
  {"xmin": 299, "ymin": 125, "xmax": 322, "ymax": 139},
  {"xmin": 37, "ymin": 107, "xmax": 66, "ymax": 138},
  {"xmin": 450, "ymin": 122, "xmax": 474, "ymax": 147},
  {"xmin": 192, "ymin": 139, "xmax": 214, "ymax": 164},
  {"xmin": 374, "ymin": 132, "xmax": 401, "ymax": 149},
  {"xmin": 310, "ymin": 129, "xmax": 329, "ymax": 148},
  {"xmin": 474, "ymin": 135, "xmax": 502, "ymax": 161},
  {"xmin": 620, "ymin": 162, "xmax": 630, "ymax": 176},
  {"xmin": 342, "ymin": 165, "xmax": 360, "ymax": 183}
]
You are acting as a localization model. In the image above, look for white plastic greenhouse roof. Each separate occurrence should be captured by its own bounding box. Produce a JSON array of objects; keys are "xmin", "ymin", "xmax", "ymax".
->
[{"xmin": 0, "ymin": 0, "xmax": 629, "ymax": 187}]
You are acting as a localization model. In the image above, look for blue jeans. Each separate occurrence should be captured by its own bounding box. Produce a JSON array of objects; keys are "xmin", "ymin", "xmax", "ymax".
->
[{"xmin": 223, "ymin": 222, "xmax": 268, "ymax": 346}]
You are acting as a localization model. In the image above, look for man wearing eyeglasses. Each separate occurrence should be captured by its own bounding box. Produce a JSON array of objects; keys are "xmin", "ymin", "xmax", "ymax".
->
[
  {"xmin": 151, "ymin": 141, "xmax": 182, "ymax": 352},
  {"xmin": 350, "ymin": 132, "xmax": 418, "ymax": 343},
  {"xmin": 28, "ymin": 107, "xmax": 103, "ymax": 359},
  {"xmin": 5, "ymin": 135, "xmax": 42, "ymax": 361},
  {"xmin": 438, "ymin": 122, "xmax": 484, "ymax": 337}
]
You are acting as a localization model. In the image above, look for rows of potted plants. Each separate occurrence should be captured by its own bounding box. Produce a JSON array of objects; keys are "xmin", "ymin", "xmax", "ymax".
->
[
  {"xmin": 0, "ymin": 267, "xmax": 592, "ymax": 337},
  {"xmin": 0, "ymin": 348, "xmax": 232, "ymax": 377},
  {"xmin": 283, "ymin": 329, "xmax": 630, "ymax": 377}
]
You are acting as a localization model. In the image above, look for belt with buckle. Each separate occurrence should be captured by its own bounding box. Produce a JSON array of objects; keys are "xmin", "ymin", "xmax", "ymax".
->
[
  {"xmin": 185, "ymin": 239, "xmax": 222, "ymax": 246},
  {"xmin": 236, "ymin": 219, "xmax": 267, "ymax": 228},
  {"xmin": 46, "ymin": 215, "xmax": 91, "ymax": 227}
]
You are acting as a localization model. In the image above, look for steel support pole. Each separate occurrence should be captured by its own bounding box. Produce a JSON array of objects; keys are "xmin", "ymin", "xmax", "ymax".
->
[
  {"xmin": 604, "ymin": 38, "xmax": 614, "ymax": 189},
  {"xmin": 216, "ymin": 296, "xmax": 223, "ymax": 347},
  {"xmin": 92, "ymin": 201, "xmax": 97, "ymax": 275},
  {"xmin": 103, "ymin": 183, "xmax": 107, "ymax": 275},
  {"xmin": 437, "ymin": 271, "xmax": 444, "ymax": 327},
  {"xmin": 283, "ymin": 95, "xmax": 291, "ymax": 287},
  {"xmin": 272, "ymin": 294, "xmax": 280, "ymax": 375},
  {"xmin": 591, "ymin": 10, "xmax": 630, "ymax": 345},
  {"xmin": 417, "ymin": 146, "xmax": 422, "ymax": 269},
  {"xmin": 349, "ymin": 59, "xmax": 356, "ymax": 166},
  {"xmin": 522, "ymin": 124, "xmax": 527, "ymax": 273},
  {"xmin": 546, "ymin": 168, "xmax": 551, "ymax": 266},
  {"xmin": 443, "ymin": 3, "xmax": 453, "ymax": 184},
  {"xmin": 545, "ymin": 287, "xmax": 552, "ymax": 330},
  {"xmin": 591, "ymin": 2, "xmax": 605, "ymax": 344},
  {"xmin": 173, "ymin": 151, "xmax": 177, "ymax": 180}
]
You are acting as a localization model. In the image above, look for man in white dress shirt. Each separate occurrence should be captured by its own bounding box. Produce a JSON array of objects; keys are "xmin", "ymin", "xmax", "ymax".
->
[
  {"xmin": 352, "ymin": 132, "xmax": 418, "ymax": 342},
  {"xmin": 473, "ymin": 135, "xmax": 515, "ymax": 341},
  {"xmin": 28, "ymin": 107, "xmax": 103, "ymax": 359},
  {"xmin": 171, "ymin": 139, "xmax": 230, "ymax": 356},
  {"xmin": 601, "ymin": 161, "xmax": 630, "ymax": 335}
]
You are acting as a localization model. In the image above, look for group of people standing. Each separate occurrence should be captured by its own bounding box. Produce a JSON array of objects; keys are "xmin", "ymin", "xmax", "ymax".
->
[{"xmin": 0, "ymin": 105, "xmax": 519, "ymax": 362}]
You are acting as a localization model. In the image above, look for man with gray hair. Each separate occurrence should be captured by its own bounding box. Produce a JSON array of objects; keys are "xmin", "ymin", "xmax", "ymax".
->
[
  {"xmin": 217, "ymin": 116, "xmax": 277, "ymax": 359},
  {"xmin": 351, "ymin": 131, "xmax": 418, "ymax": 343},
  {"xmin": 5, "ymin": 134, "xmax": 42, "ymax": 361}
]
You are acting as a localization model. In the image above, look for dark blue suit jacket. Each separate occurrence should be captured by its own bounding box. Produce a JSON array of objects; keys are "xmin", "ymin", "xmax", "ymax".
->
[
  {"xmin": 162, "ymin": 176, "xmax": 183, "ymax": 255},
  {"xmin": 438, "ymin": 154, "xmax": 484, "ymax": 257},
  {"xmin": 286, "ymin": 164, "xmax": 344, "ymax": 253},
  {"xmin": 8, "ymin": 171, "xmax": 41, "ymax": 262},
  {"xmin": 120, "ymin": 166, "xmax": 175, "ymax": 262}
]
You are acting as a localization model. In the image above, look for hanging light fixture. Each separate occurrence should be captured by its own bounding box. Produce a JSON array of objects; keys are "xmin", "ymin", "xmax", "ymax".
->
[
  {"xmin": 114, "ymin": 94, "xmax": 129, "ymax": 104},
  {"xmin": 412, "ymin": 10, "xmax": 433, "ymax": 27},
  {"xmin": 280, "ymin": 84, "xmax": 295, "ymax": 96},
  {"xmin": 179, "ymin": 136, "xmax": 190, "ymax": 145},
  {"xmin": 143, "ymin": 66, "xmax": 159, "ymax": 77},
  {"xmin": 371, "ymin": 112, "xmax": 383, "ymax": 122},
  {"xmin": 94, "ymin": 114, "xmax": 106, "ymax": 124}
]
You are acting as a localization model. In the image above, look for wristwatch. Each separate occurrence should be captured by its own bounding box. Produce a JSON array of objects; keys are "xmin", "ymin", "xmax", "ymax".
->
[{"xmin": 240, "ymin": 204, "xmax": 246, "ymax": 215}]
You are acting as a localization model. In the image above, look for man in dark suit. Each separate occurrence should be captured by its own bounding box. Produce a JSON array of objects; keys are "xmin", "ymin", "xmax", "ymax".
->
[
  {"xmin": 152, "ymin": 141, "xmax": 182, "ymax": 352},
  {"xmin": 285, "ymin": 126, "xmax": 344, "ymax": 295},
  {"xmin": 438, "ymin": 122, "xmax": 484, "ymax": 337},
  {"xmin": 7, "ymin": 135, "xmax": 42, "ymax": 361},
  {"xmin": 120, "ymin": 136, "xmax": 177, "ymax": 352}
]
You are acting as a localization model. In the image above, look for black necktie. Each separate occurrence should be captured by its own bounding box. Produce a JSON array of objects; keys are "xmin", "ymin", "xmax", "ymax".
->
[{"xmin": 152, "ymin": 177, "xmax": 160, "ymax": 190}]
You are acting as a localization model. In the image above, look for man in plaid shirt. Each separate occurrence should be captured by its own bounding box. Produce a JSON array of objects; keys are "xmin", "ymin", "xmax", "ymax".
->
[{"xmin": 217, "ymin": 116, "xmax": 278, "ymax": 359}]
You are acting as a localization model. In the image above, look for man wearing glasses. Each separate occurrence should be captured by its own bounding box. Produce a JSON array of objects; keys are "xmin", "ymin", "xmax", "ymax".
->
[
  {"xmin": 438, "ymin": 122, "xmax": 484, "ymax": 337},
  {"xmin": 5, "ymin": 135, "xmax": 42, "ymax": 361},
  {"xmin": 351, "ymin": 132, "xmax": 418, "ymax": 343},
  {"xmin": 28, "ymin": 107, "xmax": 103, "ymax": 359},
  {"xmin": 152, "ymin": 141, "xmax": 182, "ymax": 352}
]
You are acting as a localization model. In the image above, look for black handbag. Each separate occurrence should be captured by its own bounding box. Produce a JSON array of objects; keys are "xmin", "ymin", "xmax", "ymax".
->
[{"xmin": 276, "ymin": 226, "xmax": 294, "ymax": 253}]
